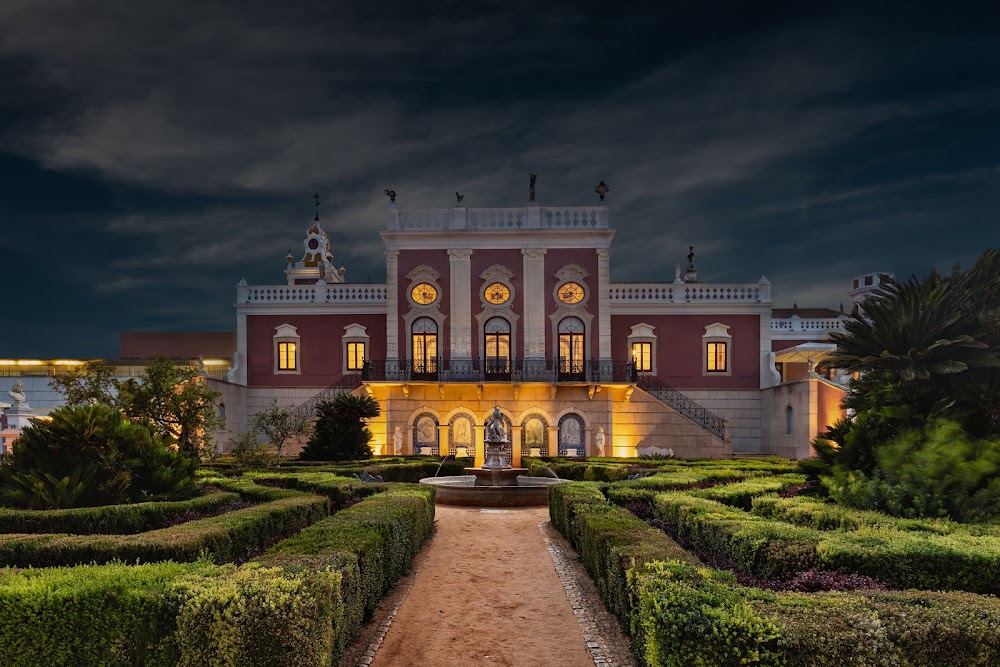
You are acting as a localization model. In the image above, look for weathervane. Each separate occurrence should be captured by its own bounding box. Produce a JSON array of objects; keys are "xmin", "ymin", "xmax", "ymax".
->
[
  {"xmin": 456, "ymin": 192, "xmax": 464, "ymax": 204},
  {"xmin": 384, "ymin": 188, "xmax": 397, "ymax": 204},
  {"xmin": 529, "ymin": 174, "xmax": 537, "ymax": 203},
  {"xmin": 313, "ymin": 192, "xmax": 320, "ymax": 221},
  {"xmin": 594, "ymin": 180, "xmax": 610, "ymax": 201}
]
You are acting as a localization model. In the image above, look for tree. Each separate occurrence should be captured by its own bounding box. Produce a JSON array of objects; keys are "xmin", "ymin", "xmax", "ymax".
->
[
  {"xmin": 299, "ymin": 393, "xmax": 380, "ymax": 461},
  {"xmin": 113, "ymin": 358, "xmax": 223, "ymax": 457},
  {"xmin": 251, "ymin": 400, "xmax": 311, "ymax": 464},
  {"xmin": 49, "ymin": 360, "xmax": 117, "ymax": 405}
]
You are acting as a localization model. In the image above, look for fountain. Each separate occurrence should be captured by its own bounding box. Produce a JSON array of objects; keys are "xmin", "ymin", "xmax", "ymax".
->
[{"xmin": 420, "ymin": 405, "xmax": 566, "ymax": 506}]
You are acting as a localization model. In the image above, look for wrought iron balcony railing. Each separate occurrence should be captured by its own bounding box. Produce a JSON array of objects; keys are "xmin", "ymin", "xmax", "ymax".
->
[{"xmin": 361, "ymin": 359, "xmax": 638, "ymax": 384}]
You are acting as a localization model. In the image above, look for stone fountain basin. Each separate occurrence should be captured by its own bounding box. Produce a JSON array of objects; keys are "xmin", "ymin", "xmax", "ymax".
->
[{"xmin": 420, "ymin": 475, "xmax": 566, "ymax": 507}]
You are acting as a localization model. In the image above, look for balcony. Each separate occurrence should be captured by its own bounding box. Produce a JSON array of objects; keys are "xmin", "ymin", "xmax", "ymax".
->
[{"xmin": 361, "ymin": 359, "xmax": 637, "ymax": 384}]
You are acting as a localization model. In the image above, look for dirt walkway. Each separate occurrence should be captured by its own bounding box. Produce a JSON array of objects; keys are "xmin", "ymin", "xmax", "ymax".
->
[{"xmin": 370, "ymin": 506, "xmax": 595, "ymax": 667}]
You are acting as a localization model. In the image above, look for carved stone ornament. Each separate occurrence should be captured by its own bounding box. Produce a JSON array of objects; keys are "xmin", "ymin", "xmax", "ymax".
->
[{"xmin": 522, "ymin": 248, "xmax": 547, "ymax": 259}]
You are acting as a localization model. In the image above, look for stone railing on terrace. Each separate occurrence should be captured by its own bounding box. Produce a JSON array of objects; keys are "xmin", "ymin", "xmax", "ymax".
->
[
  {"xmin": 237, "ymin": 283, "xmax": 388, "ymax": 304},
  {"xmin": 610, "ymin": 281, "xmax": 771, "ymax": 304},
  {"xmin": 771, "ymin": 317, "xmax": 846, "ymax": 333},
  {"xmin": 388, "ymin": 204, "xmax": 609, "ymax": 231}
]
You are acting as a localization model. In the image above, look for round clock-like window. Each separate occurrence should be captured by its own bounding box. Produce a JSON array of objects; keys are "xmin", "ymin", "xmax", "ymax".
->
[
  {"xmin": 307, "ymin": 238, "xmax": 320, "ymax": 250},
  {"xmin": 484, "ymin": 282, "xmax": 511, "ymax": 305},
  {"xmin": 411, "ymin": 283, "xmax": 438, "ymax": 305},
  {"xmin": 557, "ymin": 281, "xmax": 585, "ymax": 304}
]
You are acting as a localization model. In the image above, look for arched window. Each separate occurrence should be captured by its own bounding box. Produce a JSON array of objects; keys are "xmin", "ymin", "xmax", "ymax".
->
[
  {"xmin": 218, "ymin": 402, "xmax": 226, "ymax": 427},
  {"xmin": 413, "ymin": 413, "xmax": 439, "ymax": 456},
  {"xmin": 521, "ymin": 414, "xmax": 549, "ymax": 458},
  {"xmin": 558, "ymin": 413, "xmax": 585, "ymax": 457},
  {"xmin": 484, "ymin": 317, "xmax": 511, "ymax": 377},
  {"xmin": 411, "ymin": 317, "xmax": 438, "ymax": 376},
  {"xmin": 449, "ymin": 414, "xmax": 475, "ymax": 459},
  {"xmin": 785, "ymin": 405, "xmax": 794, "ymax": 435},
  {"xmin": 558, "ymin": 317, "xmax": 586, "ymax": 379}
]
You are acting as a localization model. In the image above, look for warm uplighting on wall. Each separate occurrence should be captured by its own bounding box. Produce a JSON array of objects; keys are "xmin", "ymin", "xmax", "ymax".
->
[
  {"xmin": 200, "ymin": 359, "xmax": 229, "ymax": 366},
  {"xmin": 53, "ymin": 360, "xmax": 86, "ymax": 365}
]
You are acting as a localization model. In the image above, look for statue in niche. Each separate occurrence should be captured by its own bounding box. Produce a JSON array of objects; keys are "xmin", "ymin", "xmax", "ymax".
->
[
  {"xmin": 595, "ymin": 427, "xmax": 605, "ymax": 457},
  {"xmin": 529, "ymin": 174, "xmax": 537, "ymax": 202},
  {"xmin": 393, "ymin": 427, "xmax": 403, "ymax": 455}
]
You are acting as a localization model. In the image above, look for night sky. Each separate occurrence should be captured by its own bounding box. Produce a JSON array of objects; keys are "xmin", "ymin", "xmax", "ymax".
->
[{"xmin": 1, "ymin": 1, "xmax": 998, "ymax": 357}]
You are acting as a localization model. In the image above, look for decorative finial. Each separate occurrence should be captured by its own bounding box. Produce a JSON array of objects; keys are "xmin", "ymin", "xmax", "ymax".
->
[
  {"xmin": 456, "ymin": 192, "xmax": 464, "ymax": 204},
  {"xmin": 529, "ymin": 173, "xmax": 537, "ymax": 203},
  {"xmin": 383, "ymin": 188, "xmax": 396, "ymax": 204},
  {"xmin": 687, "ymin": 246, "xmax": 694, "ymax": 265},
  {"xmin": 313, "ymin": 192, "xmax": 320, "ymax": 221},
  {"xmin": 594, "ymin": 180, "xmax": 610, "ymax": 201},
  {"xmin": 792, "ymin": 302, "xmax": 799, "ymax": 315}
]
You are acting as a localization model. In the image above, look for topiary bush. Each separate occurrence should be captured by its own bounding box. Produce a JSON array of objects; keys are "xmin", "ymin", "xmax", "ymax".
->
[{"xmin": 0, "ymin": 404, "xmax": 199, "ymax": 509}]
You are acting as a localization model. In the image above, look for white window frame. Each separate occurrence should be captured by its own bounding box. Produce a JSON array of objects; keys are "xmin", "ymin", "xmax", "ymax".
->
[
  {"xmin": 273, "ymin": 323, "xmax": 301, "ymax": 375},
  {"xmin": 342, "ymin": 323, "xmax": 370, "ymax": 372},
  {"xmin": 702, "ymin": 322, "xmax": 732, "ymax": 377},
  {"xmin": 627, "ymin": 322, "xmax": 657, "ymax": 374}
]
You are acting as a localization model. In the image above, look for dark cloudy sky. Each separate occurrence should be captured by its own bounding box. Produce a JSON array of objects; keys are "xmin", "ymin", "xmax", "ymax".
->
[{"xmin": 1, "ymin": 1, "xmax": 998, "ymax": 357}]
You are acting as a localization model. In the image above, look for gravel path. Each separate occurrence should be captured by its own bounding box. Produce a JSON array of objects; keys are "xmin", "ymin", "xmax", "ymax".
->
[{"xmin": 362, "ymin": 506, "xmax": 633, "ymax": 667}]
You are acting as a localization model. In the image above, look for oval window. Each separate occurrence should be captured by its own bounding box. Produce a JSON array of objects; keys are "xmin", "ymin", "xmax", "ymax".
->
[
  {"xmin": 484, "ymin": 282, "xmax": 511, "ymax": 305},
  {"xmin": 411, "ymin": 283, "xmax": 438, "ymax": 305},
  {"xmin": 557, "ymin": 282, "xmax": 585, "ymax": 304}
]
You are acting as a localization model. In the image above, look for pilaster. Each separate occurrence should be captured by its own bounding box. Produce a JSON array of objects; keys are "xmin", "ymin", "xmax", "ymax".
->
[
  {"xmin": 522, "ymin": 248, "xmax": 547, "ymax": 359},
  {"xmin": 437, "ymin": 424, "xmax": 450, "ymax": 456},
  {"xmin": 596, "ymin": 248, "xmax": 612, "ymax": 361},
  {"xmin": 448, "ymin": 248, "xmax": 473, "ymax": 362},
  {"xmin": 386, "ymin": 250, "xmax": 400, "ymax": 360}
]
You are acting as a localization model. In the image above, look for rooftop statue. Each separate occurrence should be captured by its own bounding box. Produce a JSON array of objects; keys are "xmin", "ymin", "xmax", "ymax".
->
[
  {"xmin": 529, "ymin": 174, "xmax": 537, "ymax": 203},
  {"xmin": 384, "ymin": 188, "xmax": 396, "ymax": 203}
]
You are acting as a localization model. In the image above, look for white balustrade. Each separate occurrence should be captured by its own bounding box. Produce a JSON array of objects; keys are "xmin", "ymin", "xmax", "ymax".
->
[
  {"xmin": 610, "ymin": 282, "xmax": 769, "ymax": 303},
  {"xmin": 772, "ymin": 318, "xmax": 846, "ymax": 332},
  {"xmin": 392, "ymin": 206, "xmax": 609, "ymax": 230},
  {"xmin": 239, "ymin": 284, "xmax": 387, "ymax": 304}
]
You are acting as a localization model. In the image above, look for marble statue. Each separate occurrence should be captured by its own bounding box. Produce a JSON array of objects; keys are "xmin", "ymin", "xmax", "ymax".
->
[
  {"xmin": 393, "ymin": 426, "xmax": 403, "ymax": 455},
  {"xmin": 595, "ymin": 427, "xmax": 605, "ymax": 457},
  {"xmin": 674, "ymin": 262, "xmax": 682, "ymax": 283},
  {"xmin": 7, "ymin": 381, "xmax": 26, "ymax": 407}
]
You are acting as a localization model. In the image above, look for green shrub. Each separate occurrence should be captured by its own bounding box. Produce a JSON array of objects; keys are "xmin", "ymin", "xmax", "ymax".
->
[
  {"xmin": 826, "ymin": 419, "xmax": 1000, "ymax": 523},
  {"xmin": 0, "ymin": 494, "xmax": 329, "ymax": 567},
  {"xmin": 300, "ymin": 394, "xmax": 380, "ymax": 461},
  {"xmin": 0, "ymin": 404, "xmax": 199, "ymax": 509},
  {"xmin": 548, "ymin": 482, "xmax": 607, "ymax": 539},
  {"xmin": 0, "ymin": 490, "xmax": 241, "ymax": 534}
]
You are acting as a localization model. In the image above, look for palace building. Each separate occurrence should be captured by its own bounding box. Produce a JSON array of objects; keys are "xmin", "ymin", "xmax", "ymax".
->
[
  {"xmin": 3, "ymin": 187, "xmax": 890, "ymax": 461},
  {"xmin": 202, "ymin": 189, "xmax": 885, "ymax": 464}
]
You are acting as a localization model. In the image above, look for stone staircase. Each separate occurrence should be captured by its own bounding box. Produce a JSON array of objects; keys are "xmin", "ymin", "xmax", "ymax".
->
[
  {"xmin": 289, "ymin": 372, "xmax": 364, "ymax": 422},
  {"xmin": 635, "ymin": 374, "xmax": 726, "ymax": 440}
]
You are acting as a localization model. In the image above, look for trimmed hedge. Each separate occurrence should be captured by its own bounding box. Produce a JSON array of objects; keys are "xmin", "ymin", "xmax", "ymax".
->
[
  {"xmin": 691, "ymin": 474, "xmax": 807, "ymax": 510},
  {"xmin": 0, "ymin": 494, "xmax": 330, "ymax": 567},
  {"xmin": 751, "ymin": 495, "xmax": 956, "ymax": 534},
  {"xmin": 653, "ymin": 491, "xmax": 1000, "ymax": 593},
  {"xmin": 549, "ymin": 483, "xmax": 782, "ymax": 666},
  {"xmin": 0, "ymin": 490, "xmax": 242, "ymax": 535},
  {"xmin": 268, "ymin": 486, "xmax": 435, "ymax": 620},
  {"xmin": 754, "ymin": 589, "xmax": 1000, "ymax": 666},
  {"xmin": 0, "ymin": 478, "xmax": 438, "ymax": 666},
  {"xmin": 0, "ymin": 560, "xmax": 346, "ymax": 667}
]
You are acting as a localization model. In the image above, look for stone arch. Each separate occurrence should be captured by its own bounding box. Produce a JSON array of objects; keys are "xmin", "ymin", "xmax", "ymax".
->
[
  {"xmin": 412, "ymin": 411, "xmax": 440, "ymax": 456},
  {"xmin": 557, "ymin": 413, "xmax": 586, "ymax": 458},
  {"xmin": 520, "ymin": 412, "xmax": 550, "ymax": 458}
]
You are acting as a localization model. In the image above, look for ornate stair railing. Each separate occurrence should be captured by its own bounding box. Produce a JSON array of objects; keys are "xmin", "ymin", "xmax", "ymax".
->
[
  {"xmin": 635, "ymin": 374, "xmax": 726, "ymax": 440},
  {"xmin": 289, "ymin": 372, "xmax": 363, "ymax": 422}
]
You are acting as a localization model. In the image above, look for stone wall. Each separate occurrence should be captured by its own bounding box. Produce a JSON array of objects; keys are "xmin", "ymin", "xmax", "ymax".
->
[
  {"xmin": 760, "ymin": 379, "xmax": 847, "ymax": 459},
  {"xmin": 681, "ymin": 389, "xmax": 762, "ymax": 453}
]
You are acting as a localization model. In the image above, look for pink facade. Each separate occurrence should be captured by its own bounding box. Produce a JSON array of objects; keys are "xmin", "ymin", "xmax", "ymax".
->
[
  {"xmin": 611, "ymin": 314, "xmax": 761, "ymax": 389},
  {"xmin": 246, "ymin": 313, "xmax": 385, "ymax": 387}
]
